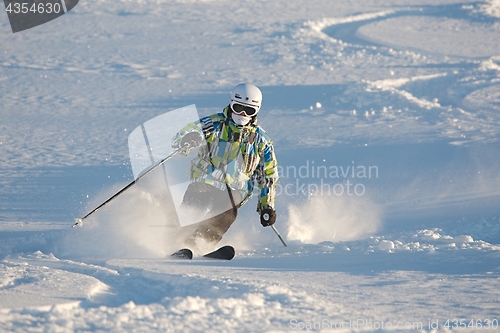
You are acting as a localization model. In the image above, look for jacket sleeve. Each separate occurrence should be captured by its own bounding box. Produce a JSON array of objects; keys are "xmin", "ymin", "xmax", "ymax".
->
[
  {"xmin": 171, "ymin": 120, "xmax": 204, "ymax": 152},
  {"xmin": 171, "ymin": 114, "xmax": 222, "ymax": 153},
  {"xmin": 256, "ymin": 140, "xmax": 279, "ymax": 212}
]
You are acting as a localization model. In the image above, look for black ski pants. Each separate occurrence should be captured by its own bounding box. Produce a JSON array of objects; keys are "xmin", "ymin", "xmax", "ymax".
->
[{"xmin": 181, "ymin": 182, "xmax": 241, "ymax": 244}]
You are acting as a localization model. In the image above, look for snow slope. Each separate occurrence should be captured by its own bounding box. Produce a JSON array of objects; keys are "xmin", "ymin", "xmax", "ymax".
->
[{"xmin": 1, "ymin": 0, "xmax": 500, "ymax": 331}]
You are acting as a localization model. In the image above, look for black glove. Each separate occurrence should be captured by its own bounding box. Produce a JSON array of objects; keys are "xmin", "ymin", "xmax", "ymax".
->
[
  {"xmin": 181, "ymin": 132, "xmax": 204, "ymax": 149},
  {"xmin": 260, "ymin": 207, "xmax": 276, "ymax": 227}
]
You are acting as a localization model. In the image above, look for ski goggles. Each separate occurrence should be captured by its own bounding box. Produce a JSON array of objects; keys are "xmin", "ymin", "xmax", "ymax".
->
[{"xmin": 230, "ymin": 102, "xmax": 258, "ymax": 117}]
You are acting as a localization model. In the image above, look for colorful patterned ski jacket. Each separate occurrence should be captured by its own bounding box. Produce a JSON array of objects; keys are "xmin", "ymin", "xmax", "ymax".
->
[{"xmin": 172, "ymin": 106, "xmax": 279, "ymax": 211}]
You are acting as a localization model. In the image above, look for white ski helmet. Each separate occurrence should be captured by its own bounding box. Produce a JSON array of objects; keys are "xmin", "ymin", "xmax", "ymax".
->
[{"xmin": 230, "ymin": 83, "xmax": 262, "ymax": 117}]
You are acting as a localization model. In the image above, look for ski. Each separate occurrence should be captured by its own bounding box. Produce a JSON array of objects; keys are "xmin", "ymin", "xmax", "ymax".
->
[
  {"xmin": 170, "ymin": 245, "xmax": 235, "ymax": 260},
  {"xmin": 203, "ymin": 245, "xmax": 235, "ymax": 260},
  {"xmin": 170, "ymin": 248, "xmax": 193, "ymax": 259}
]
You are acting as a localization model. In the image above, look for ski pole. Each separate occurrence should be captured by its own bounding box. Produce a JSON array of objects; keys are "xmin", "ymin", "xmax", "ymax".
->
[
  {"xmin": 73, "ymin": 147, "xmax": 183, "ymax": 228},
  {"xmin": 271, "ymin": 225, "xmax": 287, "ymax": 247}
]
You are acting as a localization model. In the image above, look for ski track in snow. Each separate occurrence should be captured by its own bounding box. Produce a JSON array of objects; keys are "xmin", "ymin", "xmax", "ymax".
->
[{"xmin": 1, "ymin": 0, "xmax": 500, "ymax": 331}]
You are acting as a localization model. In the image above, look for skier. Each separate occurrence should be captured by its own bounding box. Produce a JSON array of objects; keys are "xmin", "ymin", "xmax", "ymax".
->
[{"xmin": 172, "ymin": 83, "xmax": 279, "ymax": 248}]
